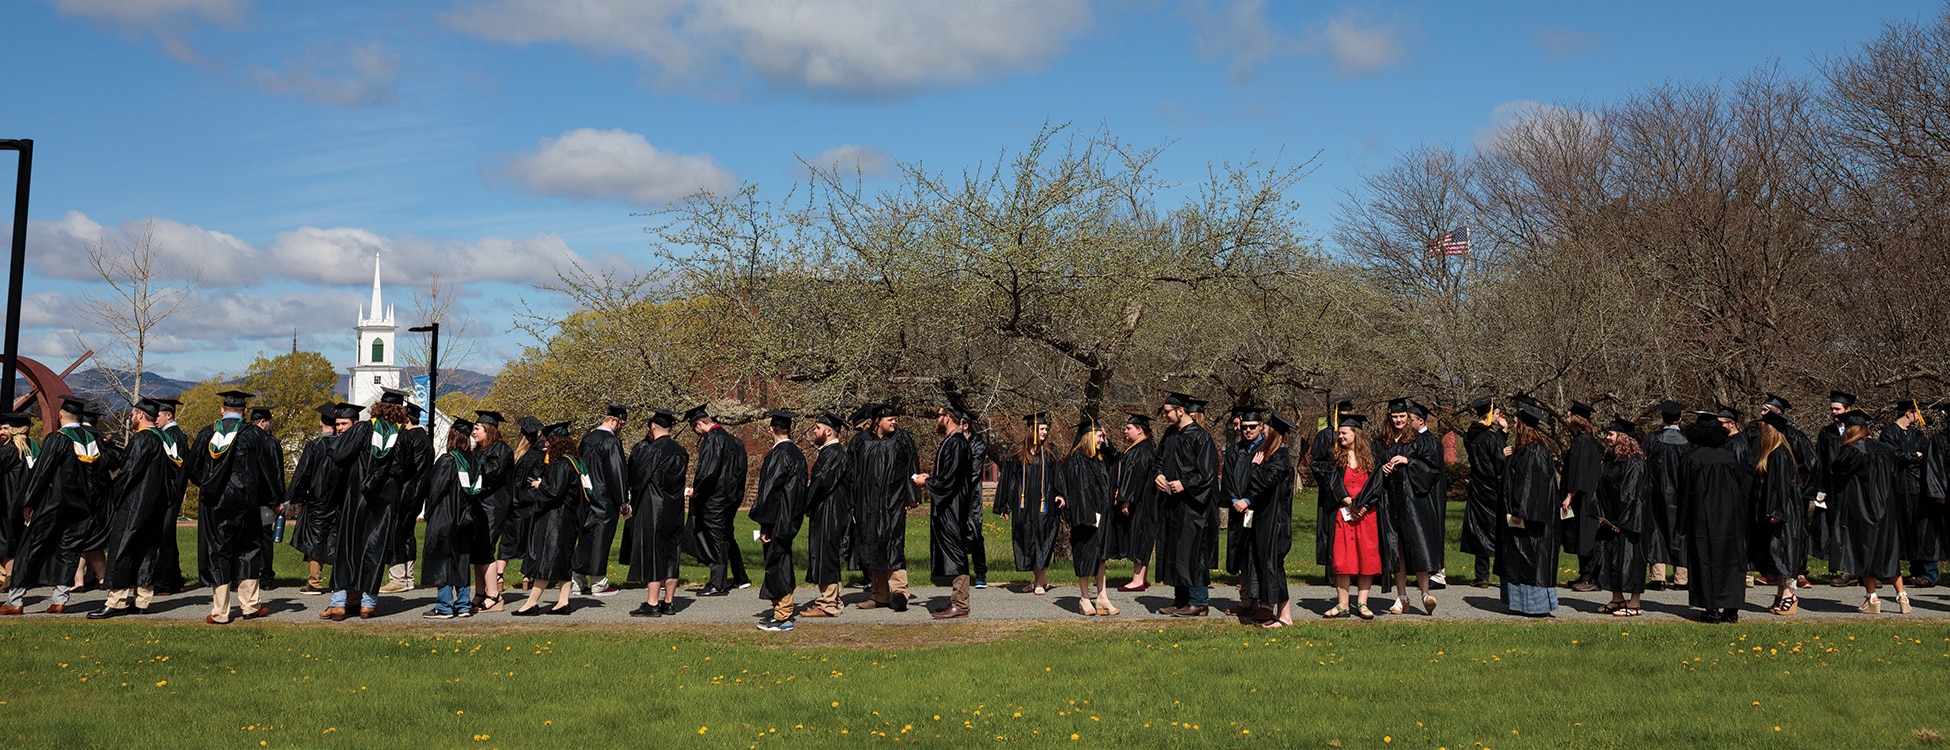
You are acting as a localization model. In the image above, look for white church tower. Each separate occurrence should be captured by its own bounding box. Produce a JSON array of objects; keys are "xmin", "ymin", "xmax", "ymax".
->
[{"xmin": 348, "ymin": 251, "xmax": 401, "ymax": 406}]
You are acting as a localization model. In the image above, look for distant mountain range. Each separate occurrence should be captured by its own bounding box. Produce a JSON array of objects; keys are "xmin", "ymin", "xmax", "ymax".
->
[{"xmin": 18, "ymin": 366, "xmax": 496, "ymax": 409}]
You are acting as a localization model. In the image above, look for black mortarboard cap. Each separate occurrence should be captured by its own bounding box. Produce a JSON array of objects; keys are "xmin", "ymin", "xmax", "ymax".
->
[
  {"xmin": 517, "ymin": 415, "xmax": 543, "ymax": 435},
  {"xmin": 848, "ymin": 403, "xmax": 876, "ymax": 425},
  {"xmin": 248, "ymin": 406, "xmax": 273, "ymax": 422},
  {"xmin": 452, "ymin": 418, "xmax": 473, "ymax": 434},
  {"xmin": 1387, "ymin": 398, "xmax": 1409, "ymax": 414},
  {"xmin": 1334, "ymin": 397, "xmax": 1356, "ymax": 413},
  {"xmin": 474, "ymin": 410, "xmax": 504, "ymax": 426},
  {"xmin": 1839, "ymin": 409, "xmax": 1870, "ymax": 427},
  {"xmin": 1717, "ymin": 403, "xmax": 1740, "ymax": 420},
  {"xmin": 1234, "ymin": 406, "xmax": 1265, "ymax": 423},
  {"xmin": 871, "ymin": 403, "xmax": 898, "ymax": 419},
  {"xmin": 1569, "ymin": 400, "xmax": 1594, "ymax": 419},
  {"xmin": 334, "ymin": 402, "xmax": 364, "ymax": 421},
  {"xmin": 1656, "ymin": 400, "xmax": 1686, "ymax": 418},
  {"xmin": 647, "ymin": 408, "xmax": 677, "ymax": 428},
  {"xmin": 1829, "ymin": 390, "xmax": 1857, "ymax": 408},
  {"xmin": 605, "ymin": 403, "xmax": 628, "ymax": 420},
  {"xmin": 1764, "ymin": 394, "xmax": 1791, "ymax": 412},
  {"xmin": 1761, "ymin": 411, "xmax": 1792, "ymax": 431},
  {"xmin": 815, "ymin": 412, "xmax": 846, "ymax": 431},
  {"xmin": 682, "ymin": 404, "xmax": 711, "ymax": 423},
  {"xmin": 0, "ymin": 412, "xmax": 32, "ymax": 427},
  {"xmin": 1407, "ymin": 401, "xmax": 1431, "ymax": 418},
  {"xmin": 1162, "ymin": 391, "xmax": 1194, "ymax": 408},
  {"xmin": 153, "ymin": 396, "xmax": 182, "ymax": 410},
  {"xmin": 542, "ymin": 420, "xmax": 572, "ymax": 438},
  {"xmin": 1267, "ymin": 411, "xmax": 1294, "ymax": 435},
  {"xmin": 1516, "ymin": 405, "xmax": 1549, "ymax": 428},
  {"xmin": 378, "ymin": 388, "xmax": 407, "ymax": 405},
  {"xmin": 314, "ymin": 403, "xmax": 337, "ymax": 423},
  {"xmin": 1075, "ymin": 414, "xmax": 1100, "ymax": 434},
  {"xmin": 1126, "ymin": 413, "xmax": 1152, "ymax": 428},
  {"xmin": 404, "ymin": 402, "xmax": 423, "ymax": 420},
  {"xmin": 1023, "ymin": 411, "xmax": 1051, "ymax": 426},
  {"xmin": 1894, "ymin": 397, "xmax": 1923, "ymax": 414},
  {"xmin": 134, "ymin": 398, "xmax": 163, "ymax": 419},
  {"xmin": 766, "ymin": 409, "xmax": 798, "ymax": 430},
  {"xmin": 59, "ymin": 396, "xmax": 88, "ymax": 417},
  {"xmin": 1185, "ymin": 398, "xmax": 1207, "ymax": 414},
  {"xmin": 1338, "ymin": 413, "xmax": 1369, "ymax": 430},
  {"xmin": 217, "ymin": 390, "xmax": 254, "ymax": 408},
  {"xmin": 1605, "ymin": 416, "xmax": 1636, "ymax": 436},
  {"xmin": 942, "ymin": 402, "xmax": 973, "ymax": 423},
  {"xmin": 1468, "ymin": 397, "xmax": 1495, "ymax": 416}
]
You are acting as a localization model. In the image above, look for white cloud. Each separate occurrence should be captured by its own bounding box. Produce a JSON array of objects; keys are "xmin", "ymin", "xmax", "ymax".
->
[
  {"xmin": 1186, "ymin": 0, "xmax": 1289, "ymax": 85},
  {"xmin": 1473, "ymin": 99, "xmax": 1606, "ymax": 156},
  {"xmin": 798, "ymin": 144, "xmax": 891, "ymax": 179},
  {"xmin": 1314, "ymin": 9, "xmax": 1407, "ymax": 76},
  {"xmin": 247, "ymin": 41, "xmax": 400, "ymax": 108},
  {"xmin": 265, "ymin": 227, "xmax": 585, "ymax": 286},
  {"xmin": 444, "ymin": 0, "xmax": 1091, "ymax": 97},
  {"xmin": 496, "ymin": 128, "xmax": 738, "ymax": 207},
  {"xmin": 18, "ymin": 211, "xmax": 255, "ymax": 285}
]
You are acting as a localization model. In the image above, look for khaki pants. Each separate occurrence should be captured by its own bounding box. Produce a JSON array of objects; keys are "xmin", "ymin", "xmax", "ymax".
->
[
  {"xmin": 106, "ymin": 587, "xmax": 155, "ymax": 610},
  {"xmin": 1651, "ymin": 564, "xmax": 1690, "ymax": 585},
  {"xmin": 870, "ymin": 569, "xmax": 909, "ymax": 604},
  {"xmin": 209, "ymin": 579, "xmax": 262, "ymax": 622},
  {"xmin": 306, "ymin": 559, "xmax": 324, "ymax": 589},
  {"xmin": 772, "ymin": 591, "xmax": 795, "ymax": 621},
  {"xmin": 387, "ymin": 563, "xmax": 414, "ymax": 588},
  {"xmin": 812, "ymin": 583, "xmax": 843, "ymax": 615},
  {"xmin": 949, "ymin": 575, "xmax": 970, "ymax": 611}
]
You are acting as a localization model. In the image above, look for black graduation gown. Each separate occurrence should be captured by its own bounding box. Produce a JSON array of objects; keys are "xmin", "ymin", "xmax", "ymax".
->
[
  {"xmin": 1308, "ymin": 428, "xmax": 1339, "ymax": 568},
  {"xmin": 1751, "ymin": 444, "xmax": 1807, "ymax": 578},
  {"xmin": 1812, "ymin": 423, "xmax": 1848, "ymax": 562},
  {"xmin": 624, "ymin": 435, "xmax": 689, "ymax": 582},
  {"xmin": 574, "ymin": 427, "xmax": 627, "ymax": 577},
  {"xmin": 188, "ymin": 419, "xmax": 283, "ymax": 587},
  {"xmin": 749, "ymin": 440, "xmax": 808, "ymax": 600},
  {"xmin": 104, "ymin": 428, "xmax": 178, "ymax": 590},
  {"xmin": 851, "ymin": 429, "xmax": 917, "ymax": 571},
  {"xmin": 420, "ymin": 450, "xmax": 486, "ymax": 588},
  {"xmin": 325, "ymin": 419, "xmax": 405, "ymax": 593},
  {"xmin": 1679, "ymin": 443, "xmax": 1751, "ymax": 610},
  {"xmin": 12, "ymin": 430, "xmax": 89, "ymax": 589},
  {"xmin": 1460, "ymin": 425, "xmax": 1506, "ymax": 559},
  {"xmin": 473, "ymin": 441, "xmax": 515, "ymax": 563},
  {"xmin": 1880, "ymin": 424, "xmax": 1930, "ymax": 563},
  {"xmin": 1560, "ymin": 433, "xmax": 1603, "ymax": 556},
  {"xmin": 804, "ymin": 441, "xmax": 851, "ymax": 585},
  {"xmin": 1112, "ymin": 438, "xmax": 1161, "ymax": 565},
  {"xmin": 1238, "ymin": 447, "xmax": 1295, "ymax": 604},
  {"xmin": 1593, "ymin": 455, "xmax": 1648, "ymax": 594},
  {"xmin": 287, "ymin": 433, "xmax": 339, "ymax": 561},
  {"xmin": 1221, "ymin": 437, "xmax": 1258, "ymax": 575},
  {"xmin": 926, "ymin": 431, "xmax": 976, "ymax": 579},
  {"xmin": 1641, "ymin": 427, "xmax": 1691, "ymax": 566},
  {"xmin": 1384, "ymin": 430, "xmax": 1446, "ymax": 573},
  {"xmin": 1831, "ymin": 438, "xmax": 1902, "ymax": 579},
  {"xmin": 154, "ymin": 422, "xmax": 189, "ymax": 590},
  {"xmin": 1152, "ymin": 422, "xmax": 1218, "ymax": 588},
  {"xmin": 504, "ymin": 448, "xmax": 545, "ymax": 561},
  {"xmin": 78, "ymin": 430, "xmax": 117, "ymax": 553},
  {"xmin": 1062, "ymin": 451, "xmax": 1112, "ymax": 577},
  {"xmin": 1921, "ymin": 430, "xmax": 1950, "ymax": 562},
  {"xmin": 0, "ymin": 442, "xmax": 20, "ymax": 561},
  {"xmin": 964, "ymin": 432, "xmax": 990, "ymax": 561},
  {"xmin": 385, "ymin": 427, "xmax": 432, "ymax": 567},
  {"xmin": 524, "ymin": 455, "xmax": 586, "ymax": 582},
  {"xmin": 996, "ymin": 446, "xmax": 1068, "ymax": 572},
  {"xmin": 686, "ymin": 425, "xmax": 747, "ymax": 567},
  {"xmin": 1495, "ymin": 443, "xmax": 1560, "ymax": 588}
]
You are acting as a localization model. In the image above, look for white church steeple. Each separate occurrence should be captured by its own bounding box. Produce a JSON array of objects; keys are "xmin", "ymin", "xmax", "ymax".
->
[{"xmin": 348, "ymin": 250, "xmax": 401, "ymax": 406}]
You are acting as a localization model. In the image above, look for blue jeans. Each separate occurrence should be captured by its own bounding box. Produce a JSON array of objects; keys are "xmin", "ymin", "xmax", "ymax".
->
[
  {"xmin": 330, "ymin": 590, "xmax": 379, "ymax": 609},
  {"xmin": 1173, "ymin": 585, "xmax": 1209, "ymax": 608},
  {"xmin": 436, "ymin": 585, "xmax": 474, "ymax": 614},
  {"xmin": 1909, "ymin": 561, "xmax": 1939, "ymax": 584}
]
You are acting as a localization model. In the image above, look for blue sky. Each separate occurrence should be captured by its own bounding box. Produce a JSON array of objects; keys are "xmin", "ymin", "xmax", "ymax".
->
[{"xmin": 1, "ymin": 0, "xmax": 1937, "ymax": 382}]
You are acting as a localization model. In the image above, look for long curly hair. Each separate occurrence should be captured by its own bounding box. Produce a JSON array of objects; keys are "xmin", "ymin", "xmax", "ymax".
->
[{"xmin": 370, "ymin": 402, "xmax": 408, "ymax": 426}]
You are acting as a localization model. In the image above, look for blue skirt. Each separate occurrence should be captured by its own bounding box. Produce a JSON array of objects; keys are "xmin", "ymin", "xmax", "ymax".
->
[{"xmin": 1501, "ymin": 582, "xmax": 1558, "ymax": 615}]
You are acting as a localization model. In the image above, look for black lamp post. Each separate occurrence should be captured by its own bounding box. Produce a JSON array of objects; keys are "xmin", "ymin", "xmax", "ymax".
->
[
  {"xmin": 0, "ymin": 139, "xmax": 32, "ymax": 408},
  {"xmin": 409, "ymin": 323, "xmax": 438, "ymax": 425}
]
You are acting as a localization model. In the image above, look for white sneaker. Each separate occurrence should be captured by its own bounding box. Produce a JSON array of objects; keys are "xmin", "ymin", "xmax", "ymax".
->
[
  {"xmin": 590, "ymin": 578, "xmax": 621, "ymax": 597},
  {"xmin": 1387, "ymin": 597, "xmax": 1407, "ymax": 615}
]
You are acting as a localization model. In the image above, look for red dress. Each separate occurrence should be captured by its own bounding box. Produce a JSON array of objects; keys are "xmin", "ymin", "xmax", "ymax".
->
[{"xmin": 1331, "ymin": 466, "xmax": 1382, "ymax": 576}]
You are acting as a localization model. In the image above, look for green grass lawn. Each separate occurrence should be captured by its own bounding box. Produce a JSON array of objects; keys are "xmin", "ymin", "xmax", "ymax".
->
[{"xmin": 2, "ymin": 619, "xmax": 1946, "ymax": 748}]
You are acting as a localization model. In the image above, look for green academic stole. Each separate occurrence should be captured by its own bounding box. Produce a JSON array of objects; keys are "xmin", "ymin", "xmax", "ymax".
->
[
  {"xmin": 61, "ymin": 426, "xmax": 100, "ymax": 464},
  {"xmin": 369, "ymin": 419, "xmax": 399, "ymax": 458},
  {"xmin": 146, "ymin": 427, "xmax": 183, "ymax": 467},
  {"xmin": 452, "ymin": 451, "xmax": 482, "ymax": 495},
  {"xmin": 548, "ymin": 454, "xmax": 593, "ymax": 502},
  {"xmin": 207, "ymin": 418, "xmax": 241, "ymax": 458}
]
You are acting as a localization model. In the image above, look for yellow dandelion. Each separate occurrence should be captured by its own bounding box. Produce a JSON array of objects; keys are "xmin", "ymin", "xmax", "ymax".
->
[{"xmin": 699, "ymin": 727, "xmax": 708, "ymax": 735}]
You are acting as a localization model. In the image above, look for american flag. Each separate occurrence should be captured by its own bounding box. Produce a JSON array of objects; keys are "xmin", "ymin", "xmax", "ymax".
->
[{"xmin": 1434, "ymin": 226, "xmax": 1470, "ymax": 257}]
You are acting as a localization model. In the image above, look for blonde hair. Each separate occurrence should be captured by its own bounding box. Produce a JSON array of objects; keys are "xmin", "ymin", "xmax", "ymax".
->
[{"xmin": 1334, "ymin": 426, "xmax": 1373, "ymax": 471}]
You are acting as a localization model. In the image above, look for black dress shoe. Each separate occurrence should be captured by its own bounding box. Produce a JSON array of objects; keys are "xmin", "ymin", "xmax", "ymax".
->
[
  {"xmin": 86, "ymin": 607, "xmax": 127, "ymax": 620},
  {"xmin": 697, "ymin": 586, "xmax": 729, "ymax": 597},
  {"xmin": 1700, "ymin": 609, "xmax": 1722, "ymax": 624},
  {"xmin": 1467, "ymin": 579, "xmax": 1493, "ymax": 589},
  {"xmin": 630, "ymin": 603, "xmax": 662, "ymax": 618},
  {"xmin": 510, "ymin": 607, "xmax": 542, "ymax": 617},
  {"xmin": 889, "ymin": 597, "xmax": 908, "ymax": 613},
  {"xmin": 130, "ymin": 607, "xmax": 149, "ymax": 615},
  {"xmin": 1721, "ymin": 609, "xmax": 1739, "ymax": 624},
  {"xmin": 546, "ymin": 606, "xmax": 573, "ymax": 615},
  {"xmin": 1644, "ymin": 581, "xmax": 1667, "ymax": 591},
  {"xmin": 1671, "ymin": 582, "xmax": 1689, "ymax": 591},
  {"xmin": 658, "ymin": 601, "xmax": 674, "ymax": 615}
]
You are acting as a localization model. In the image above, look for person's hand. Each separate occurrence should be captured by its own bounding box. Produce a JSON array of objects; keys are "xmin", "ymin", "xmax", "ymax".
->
[
  {"xmin": 275, "ymin": 503, "xmax": 288, "ymax": 516},
  {"xmin": 1232, "ymin": 499, "xmax": 1249, "ymax": 513},
  {"xmin": 1503, "ymin": 446, "xmax": 1514, "ymax": 457},
  {"xmin": 1120, "ymin": 503, "xmax": 1132, "ymax": 516},
  {"xmin": 906, "ymin": 501, "xmax": 921, "ymax": 510},
  {"xmin": 1770, "ymin": 515, "xmax": 1783, "ymax": 525},
  {"xmin": 1167, "ymin": 480, "xmax": 1184, "ymax": 494},
  {"xmin": 684, "ymin": 487, "xmax": 694, "ymax": 498},
  {"xmin": 1154, "ymin": 474, "xmax": 1170, "ymax": 492},
  {"xmin": 528, "ymin": 479, "xmax": 541, "ymax": 489},
  {"xmin": 1054, "ymin": 496, "xmax": 1066, "ymax": 509},
  {"xmin": 760, "ymin": 532, "xmax": 772, "ymax": 544},
  {"xmin": 912, "ymin": 473, "xmax": 929, "ymax": 486},
  {"xmin": 1341, "ymin": 496, "xmax": 1353, "ymax": 507},
  {"xmin": 1252, "ymin": 451, "xmax": 1265, "ymax": 465},
  {"xmin": 1560, "ymin": 498, "xmax": 1572, "ymax": 511},
  {"xmin": 619, "ymin": 504, "xmax": 633, "ymax": 518}
]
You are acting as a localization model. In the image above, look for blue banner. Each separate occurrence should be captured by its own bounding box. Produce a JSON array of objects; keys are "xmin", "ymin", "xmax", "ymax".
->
[{"xmin": 412, "ymin": 374, "xmax": 431, "ymax": 426}]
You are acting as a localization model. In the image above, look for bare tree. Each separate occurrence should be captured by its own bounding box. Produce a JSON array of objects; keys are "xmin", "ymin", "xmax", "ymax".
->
[
  {"xmin": 75, "ymin": 219, "xmax": 199, "ymax": 404},
  {"xmin": 404, "ymin": 272, "xmax": 481, "ymax": 376}
]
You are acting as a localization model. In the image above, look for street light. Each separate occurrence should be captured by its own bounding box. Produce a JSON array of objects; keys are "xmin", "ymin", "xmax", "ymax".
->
[
  {"xmin": 408, "ymin": 323, "xmax": 438, "ymax": 425},
  {"xmin": 0, "ymin": 139, "xmax": 32, "ymax": 408}
]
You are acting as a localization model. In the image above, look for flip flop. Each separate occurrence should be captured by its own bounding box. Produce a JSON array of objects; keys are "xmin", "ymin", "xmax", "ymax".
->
[
  {"xmin": 1610, "ymin": 607, "xmax": 1642, "ymax": 618},
  {"xmin": 1258, "ymin": 619, "xmax": 1288, "ymax": 629},
  {"xmin": 1323, "ymin": 604, "xmax": 1349, "ymax": 618}
]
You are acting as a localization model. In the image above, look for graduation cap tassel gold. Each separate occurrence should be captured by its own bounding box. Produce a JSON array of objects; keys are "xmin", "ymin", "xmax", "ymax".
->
[{"xmin": 1482, "ymin": 398, "xmax": 1496, "ymax": 428}]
